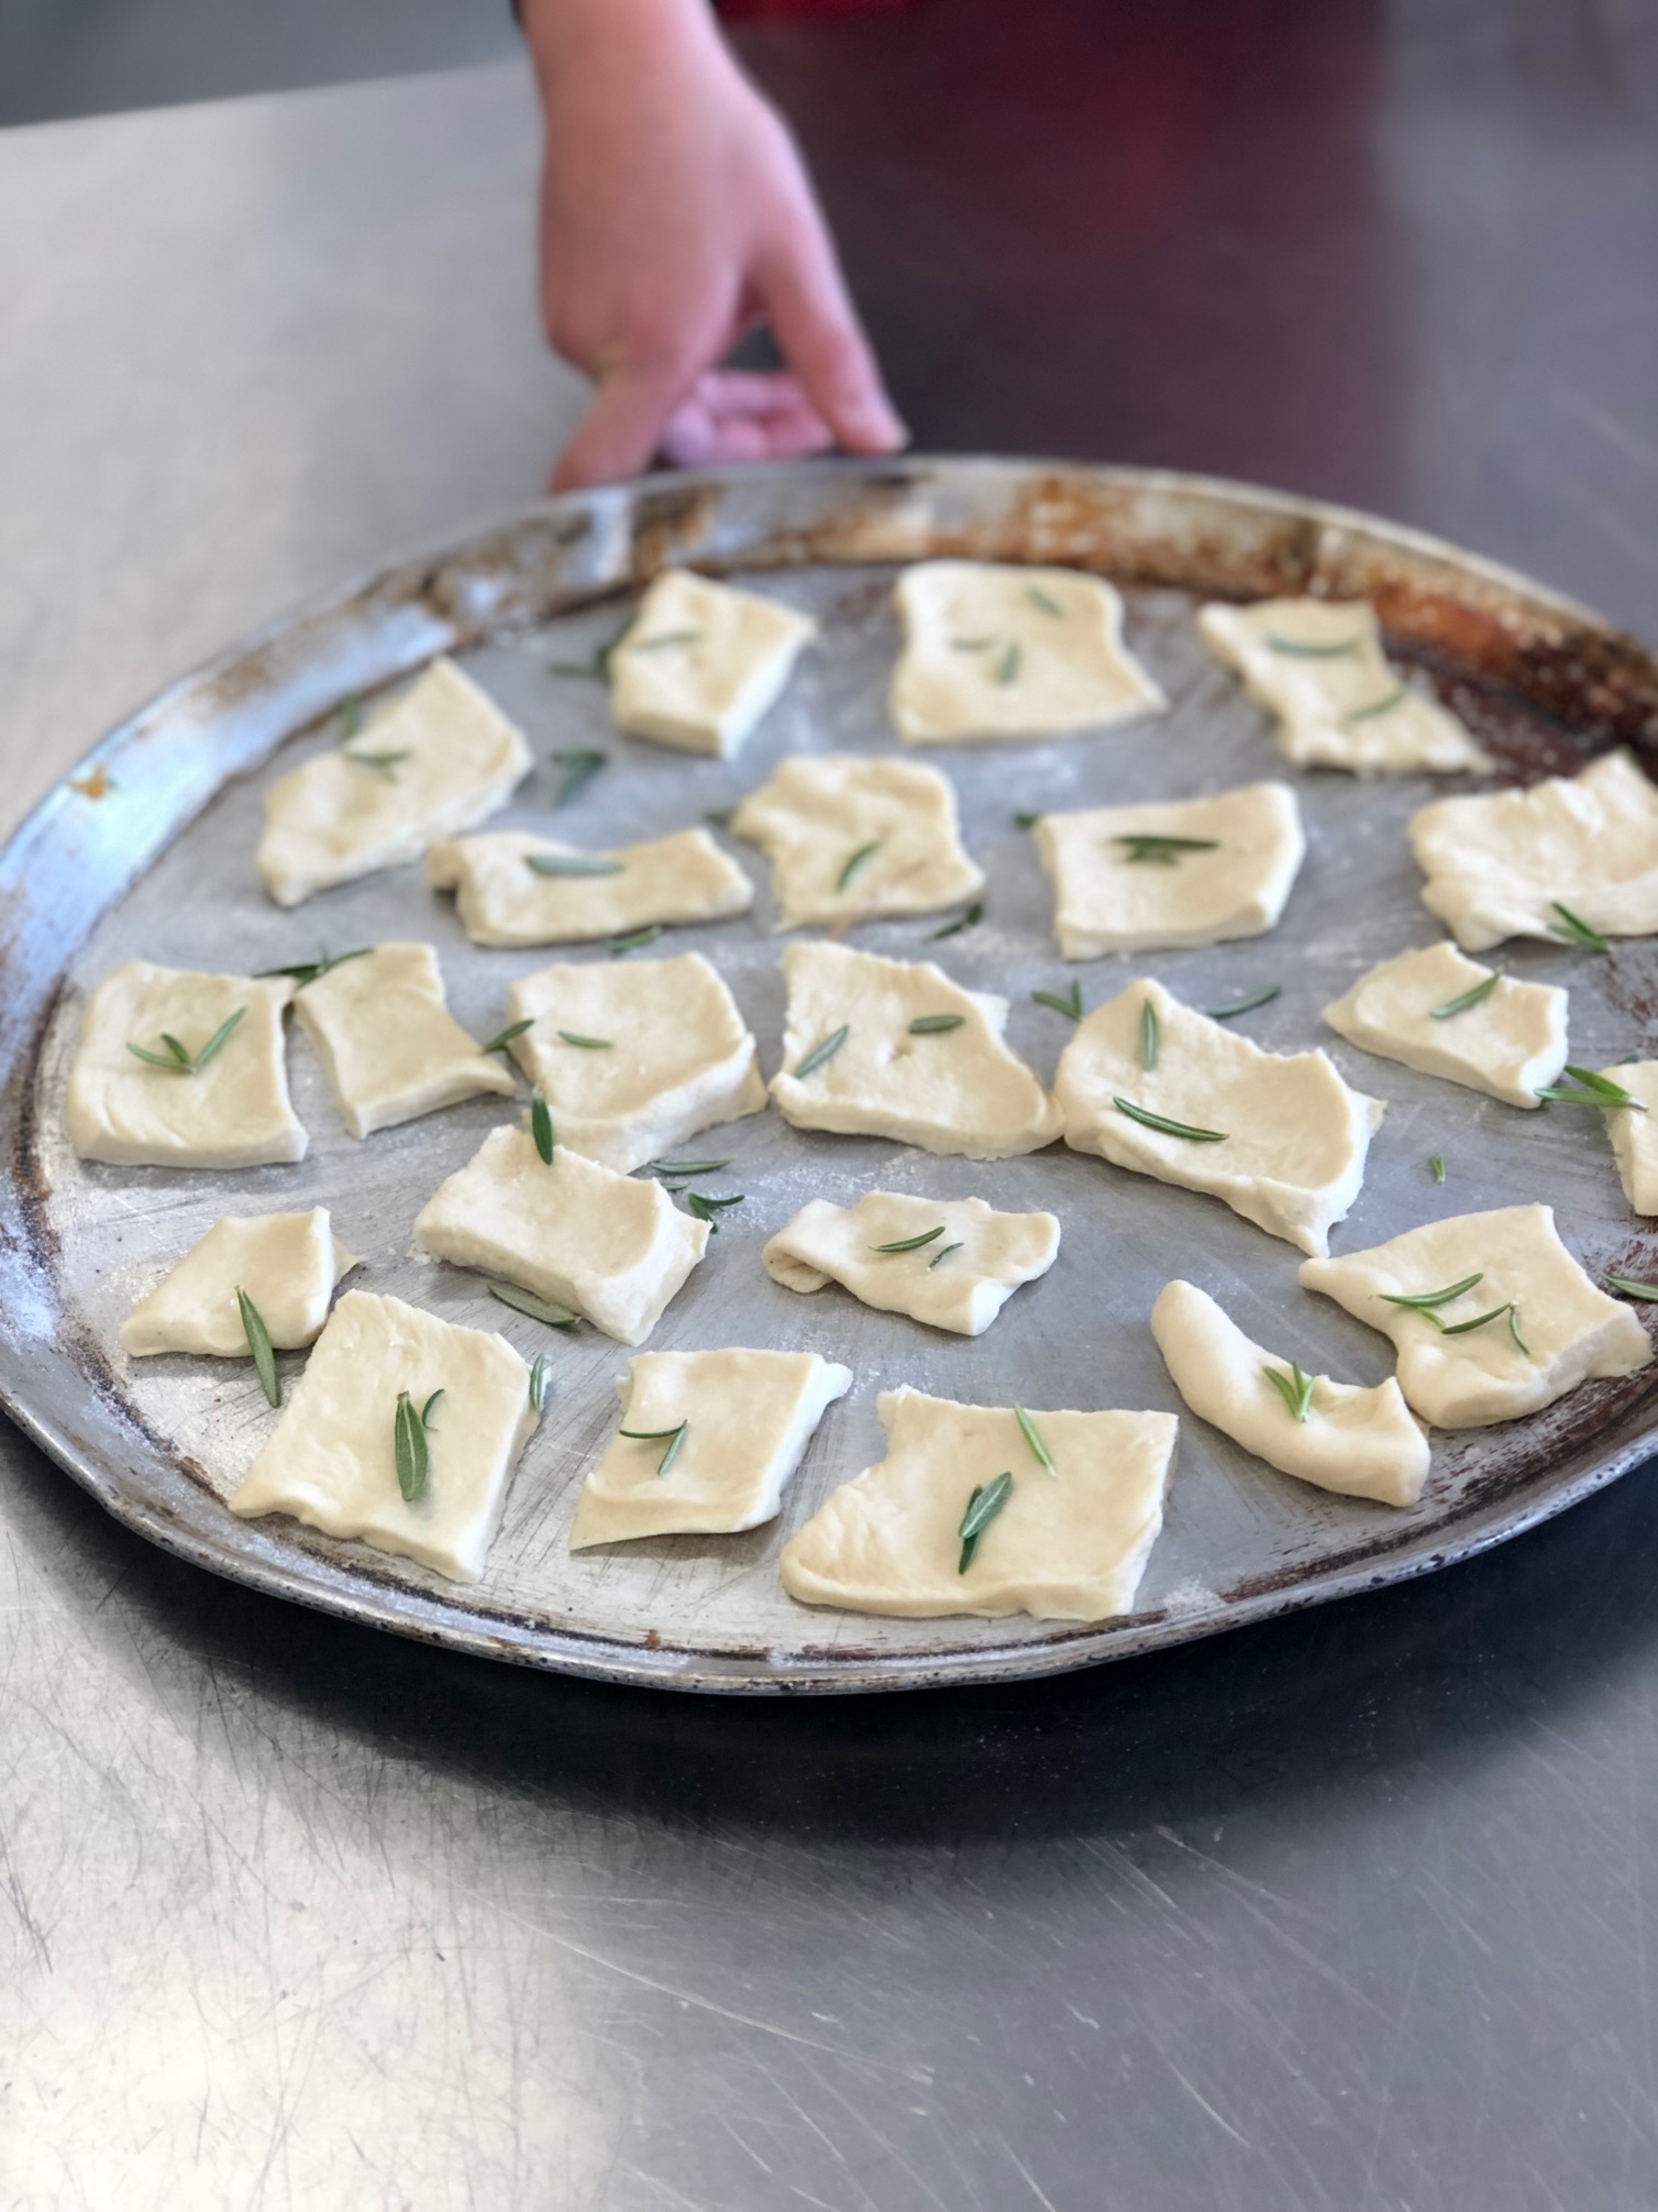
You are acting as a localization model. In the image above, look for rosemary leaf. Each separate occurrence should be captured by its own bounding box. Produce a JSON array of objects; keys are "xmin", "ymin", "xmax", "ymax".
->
[
  {"xmin": 558, "ymin": 1030, "xmax": 613, "ymax": 1050},
  {"xmin": 1431, "ymin": 972, "xmax": 1500, "ymax": 1020},
  {"xmin": 527, "ymin": 852, "xmax": 624, "ymax": 878},
  {"xmin": 928, "ymin": 902, "xmax": 983, "ymax": 942},
  {"xmin": 1204, "ymin": 985, "xmax": 1281, "ymax": 1021},
  {"xmin": 1139, "ymin": 998, "xmax": 1159, "ymax": 1074},
  {"xmin": 343, "ymin": 747, "xmax": 411, "ymax": 777},
  {"xmin": 686, "ymin": 1190, "xmax": 744, "ymax": 1230},
  {"xmin": 531, "ymin": 1094, "xmax": 555, "ymax": 1164},
  {"xmin": 608, "ymin": 925, "xmax": 661, "ymax": 956},
  {"xmin": 958, "ymin": 1471, "xmax": 1014, "ymax": 1572},
  {"xmin": 837, "ymin": 840, "xmax": 881, "ymax": 892},
  {"xmin": 1438, "ymin": 1301, "xmax": 1515, "ymax": 1338},
  {"xmin": 1027, "ymin": 584, "xmax": 1064, "ymax": 617},
  {"xmin": 1534, "ymin": 1065, "xmax": 1645, "ymax": 1110},
  {"xmin": 127, "ymin": 1042, "xmax": 191, "ymax": 1072},
  {"xmin": 1014, "ymin": 812, "xmax": 1042, "ymax": 830},
  {"xmin": 1262, "ymin": 1361, "xmax": 1315, "ymax": 1422},
  {"xmin": 1115, "ymin": 834, "xmax": 1220, "ymax": 866},
  {"xmin": 236, "ymin": 1287, "xmax": 279, "ymax": 1409},
  {"xmin": 650, "ymin": 1157, "xmax": 730, "ymax": 1178},
  {"xmin": 929, "ymin": 1241, "xmax": 965, "ymax": 1269},
  {"xmin": 704, "ymin": 807, "xmax": 735, "ymax": 830},
  {"xmin": 1345, "ymin": 683, "xmax": 1408, "ymax": 723},
  {"xmin": 1546, "ymin": 901, "xmax": 1608, "ymax": 953},
  {"xmin": 254, "ymin": 947, "xmax": 372, "ymax": 989},
  {"xmin": 394, "ymin": 1392, "xmax": 428, "ymax": 1503},
  {"xmin": 551, "ymin": 748, "xmax": 607, "ymax": 808},
  {"xmin": 873, "ymin": 1225, "xmax": 947, "ymax": 1254},
  {"xmin": 793, "ymin": 1025, "xmax": 849, "ymax": 1080},
  {"xmin": 629, "ymin": 629, "xmax": 702, "ymax": 654},
  {"xmin": 1033, "ymin": 981, "xmax": 1083, "ymax": 1022},
  {"xmin": 1607, "ymin": 1274, "xmax": 1658, "ymax": 1302},
  {"xmin": 1014, "ymin": 1404, "xmax": 1057, "ymax": 1476},
  {"xmin": 1508, "ymin": 1307, "xmax": 1532, "ymax": 1358},
  {"xmin": 547, "ymin": 621, "xmax": 632, "ymax": 679},
  {"xmin": 996, "ymin": 642, "xmax": 1023, "ymax": 684},
  {"xmin": 339, "ymin": 693, "xmax": 361, "ymax": 741},
  {"xmin": 160, "ymin": 1033, "xmax": 192, "ymax": 1066},
  {"xmin": 909, "ymin": 1013, "xmax": 965, "ymax": 1035},
  {"xmin": 1430, "ymin": 1153, "xmax": 1447, "ymax": 1183},
  {"xmin": 128, "ymin": 1006, "xmax": 246, "ymax": 1076},
  {"xmin": 480, "ymin": 1017, "xmax": 534, "ymax": 1057},
  {"xmin": 620, "ymin": 1419, "xmax": 688, "ymax": 1476},
  {"xmin": 1379, "ymin": 1272, "xmax": 1483, "ymax": 1312},
  {"xmin": 1112, "ymin": 1097, "xmax": 1228, "ymax": 1142},
  {"xmin": 1263, "ymin": 632, "xmax": 1364, "ymax": 657},
  {"xmin": 488, "ymin": 1279, "xmax": 580, "ymax": 1328},
  {"xmin": 528, "ymin": 1351, "xmax": 551, "ymax": 1414},
  {"xmin": 421, "ymin": 1389, "xmax": 445, "ymax": 1427}
]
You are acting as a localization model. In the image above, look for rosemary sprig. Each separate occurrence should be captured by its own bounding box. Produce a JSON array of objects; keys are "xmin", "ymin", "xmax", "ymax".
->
[
  {"xmin": 1263, "ymin": 632, "xmax": 1364, "ymax": 657},
  {"xmin": 620, "ymin": 1420, "xmax": 688, "ymax": 1475},
  {"xmin": 550, "ymin": 748, "xmax": 607, "ymax": 808},
  {"xmin": 1438, "ymin": 1301, "xmax": 1518, "ymax": 1340},
  {"xmin": 608, "ymin": 925, "xmax": 661, "ymax": 956},
  {"xmin": 909, "ymin": 1013, "xmax": 965, "ymax": 1035},
  {"xmin": 343, "ymin": 746, "xmax": 411, "ymax": 778},
  {"xmin": 929, "ymin": 1241, "xmax": 964, "ymax": 1269},
  {"xmin": 236, "ymin": 1288, "xmax": 279, "ymax": 1409},
  {"xmin": 1139, "ymin": 998, "xmax": 1158, "ymax": 1073},
  {"xmin": 488, "ymin": 1280, "xmax": 580, "ymax": 1328},
  {"xmin": 651, "ymin": 1157, "xmax": 730, "ymax": 1178},
  {"xmin": 480, "ymin": 1017, "xmax": 534, "ymax": 1056},
  {"xmin": 394, "ymin": 1388, "xmax": 440, "ymax": 1503},
  {"xmin": 873, "ymin": 1224, "xmax": 947, "ymax": 1254},
  {"xmin": 1430, "ymin": 1153, "xmax": 1447, "ymax": 1182},
  {"xmin": 558, "ymin": 1030, "xmax": 613, "ymax": 1050},
  {"xmin": 686, "ymin": 1191, "xmax": 744, "ymax": 1230},
  {"xmin": 1535, "ymin": 1065, "xmax": 1645, "ymax": 1110},
  {"xmin": 958, "ymin": 1472, "xmax": 1014, "ymax": 1573},
  {"xmin": 1345, "ymin": 683, "xmax": 1408, "ymax": 722},
  {"xmin": 1547, "ymin": 902, "xmax": 1607, "ymax": 952},
  {"xmin": 838, "ymin": 841, "xmax": 881, "ymax": 892},
  {"xmin": 528, "ymin": 1351, "xmax": 551, "ymax": 1414},
  {"xmin": 793, "ymin": 1026, "xmax": 849, "ymax": 1080},
  {"xmin": 527, "ymin": 853, "xmax": 624, "ymax": 878},
  {"xmin": 1380, "ymin": 1272, "xmax": 1483, "ymax": 1312},
  {"xmin": 928, "ymin": 902, "xmax": 983, "ymax": 942},
  {"xmin": 1262, "ymin": 1362, "xmax": 1315, "ymax": 1422},
  {"xmin": 127, "ymin": 1006, "xmax": 245, "ymax": 1075},
  {"xmin": 1014, "ymin": 1404, "xmax": 1057, "ymax": 1476},
  {"xmin": 996, "ymin": 642, "xmax": 1023, "ymax": 684},
  {"xmin": 1033, "ymin": 980, "xmax": 1083, "ymax": 1022},
  {"xmin": 531, "ymin": 1094, "xmax": 555, "ymax": 1164},
  {"xmin": 422, "ymin": 1389, "xmax": 445, "ymax": 1426},
  {"xmin": 546, "ymin": 621, "xmax": 630, "ymax": 678},
  {"xmin": 254, "ymin": 947, "xmax": 371, "ymax": 989},
  {"xmin": 1431, "ymin": 972, "xmax": 1500, "ymax": 1020},
  {"xmin": 1014, "ymin": 812, "xmax": 1042, "ymax": 830},
  {"xmin": 1204, "ymin": 985, "xmax": 1281, "ymax": 1021},
  {"xmin": 1607, "ymin": 1274, "xmax": 1658, "ymax": 1302},
  {"xmin": 1508, "ymin": 1307, "xmax": 1532, "ymax": 1358},
  {"xmin": 1115, "ymin": 834, "xmax": 1220, "ymax": 866},
  {"xmin": 1113, "ymin": 1097, "xmax": 1228, "ymax": 1142},
  {"xmin": 629, "ymin": 629, "xmax": 703, "ymax": 654},
  {"xmin": 1027, "ymin": 584, "xmax": 1065, "ymax": 617}
]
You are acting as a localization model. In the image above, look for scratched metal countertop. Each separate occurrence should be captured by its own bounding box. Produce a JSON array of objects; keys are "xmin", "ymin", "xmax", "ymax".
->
[{"xmin": 5, "ymin": 10, "xmax": 1658, "ymax": 2206}]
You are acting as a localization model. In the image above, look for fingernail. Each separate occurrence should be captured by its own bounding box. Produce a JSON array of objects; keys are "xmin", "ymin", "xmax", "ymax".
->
[{"xmin": 846, "ymin": 395, "xmax": 910, "ymax": 452}]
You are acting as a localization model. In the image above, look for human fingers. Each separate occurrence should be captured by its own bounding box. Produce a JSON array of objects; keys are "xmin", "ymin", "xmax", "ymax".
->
[
  {"xmin": 551, "ymin": 357, "xmax": 689, "ymax": 492},
  {"xmin": 756, "ymin": 220, "xmax": 907, "ymax": 457},
  {"xmin": 660, "ymin": 370, "xmax": 836, "ymax": 467}
]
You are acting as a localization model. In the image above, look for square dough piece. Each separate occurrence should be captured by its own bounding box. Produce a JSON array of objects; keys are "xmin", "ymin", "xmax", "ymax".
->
[
  {"xmin": 505, "ymin": 952, "xmax": 765, "ymax": 1172},
  {"xmin": 890, "ymin": 562, "xmax": 1166, "ymax": 744},
  {"xmin": 608, "ymin": 570, "xmax": 817, "ymax": 757},
  {"xmin": 764, "ymin": 1192, "xmax": 1059, "ymax": 1338},
  {"xmin": 779, "ymin": 1387, "xmax": 1177, "ymax": 1622},
  {"xmin": 1035, "ymin": 780, "xmax": 1305, "ymax": 960},
  {"xmin": 121, "ymin": 1208, "xmax": 357, "ymax": 1358},
  {"xmin": 569, "ymin": 1348, "xmax": 852, "ymax": 1547},
  {"xmin": 256, "ymin": 658, "xmax": 533, "ymax": 907},
  {"xmin": 426, "ymin": 827, "xmax": 753, "ymax": 949},
  {"xmin": 1300, "ymin": 1203, "xmax": 1651, "ymax": 1429},
  {"xmin": 414, "ymin": 1124, "xmax": 708, "ymax": 1346},
  {"xmin": 1150, "ymin": 1279, "xmax": 1429, "ymax": 1508},
  {"xmin": 771, "ymin": 941, "xmax": 1062, "ymax": 1160},
  {"xmin": 1601, "ymin": 1060, "xmax": 1658, "ymax": 1214},
  {"xmin": 292, "ymin": 942, "xmax": 515, "ymax": 1138},
  {"xmin": 1409, "ymin": 749, "xmax": 1658, "ymax": 952},
  {"xmin": 1053, "ymin": 978, "xmax": 1384, "ymax": 1256},
  {"xmin": 1197, "ymin": 598, "xmax": 1488, "ymax": 775},
  {"xmin": 228, "ymin": 1289, "xmax": 537, "ymax": 1582},
  {"xmin": 1322, "ymin": 942, "xmax": 1567, "ymax": 1108},
  {"xmin": 729, "ymin": 753, "xmax": 985, "ymax": 930},
  {"xmin": 67, "ymin": 962, "xmax": 306, "ymax": 1168}
]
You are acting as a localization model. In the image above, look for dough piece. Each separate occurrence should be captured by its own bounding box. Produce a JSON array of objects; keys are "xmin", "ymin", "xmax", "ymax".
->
[
  {"xmin": 414, "ymin": 1125, "xmax": 707, "ymax": 1346},
  {"xmin": 1322, "ymin": 942, "xmax": 1567, "ymax": 1108},
  {"xmin": 729, "ymin": 753, "xmax": 985, "ymax": 930},
  {"xmin": 770, "ymin": 941, "xmax": 1063, "ymax": 1159},
  {"xmin": 779, "ymin": 1387, "xmax": 1177, "ymax": 1621},
  {"xmin": 1601, "ymin": 1060, "xmax": 1658, "ymax": 1215},
  {"xmin": 1149, "ymin": 1279, "xmax": 1429, "ymax": 1508},
  {"xmin": 569, "ymin": 1348, "xmax": 852, "ymax": 1547},
  {"xmin": 504, "ymin": 952, "xmax": 765, "ymax": 1171},
  {"xmin": 608, "ymin": 570, "xmax": 817, "ymax": 758},
  {"xmin": 292, "ymin": 942, "xmax": 515, "ymax": 1138},
  {"xmin": 426, "ymin": 827, "xmax": 752, "ymax": 950},
  {"xmin": 228, "ymin": 1290, "xmax": 537, "ymax": 1582},
  {"xmin": 1197, "ymin": 598, "xmax": 1487, "ymax": 775},
  {"xmin": 1409, "ymin": 749, "xmax": 1658, "ymax": 952},
  {"xmin": 1053, "ymin": 978, "xmax": 1384, "ymax": 1256},
  {"xmin": 764, "ymin": 1192, "xmax": 1060, "ymax": 1338},
  {"xmin": 1300, "ymin": 1203, "xmax": 1651, "ymax": 1429},
  {"xmin": 121, "ymin": 1209, "xmax": 357, "ymax": 1358},
  {"xmin": 890, "ymin": 561, "xmax": 1166, "ymax": 744},
  {"xmin": 1035, "ymin": 780, "xmax": 1305, "ymax": 960},
  {"xmin": 67, "ymin": 962, "xmax": 306, "ymax": 1168},
  {"xmin": 256, "ymin": 658, "xmax": 533, "ymax": 907}
]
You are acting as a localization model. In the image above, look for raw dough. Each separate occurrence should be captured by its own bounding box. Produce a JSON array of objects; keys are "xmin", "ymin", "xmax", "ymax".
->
[
  {"xmin": 426, "ymin": 827, "xmax": 753, "ymax": 949},
  {"xmin": 1601, "ymin": 1060, "xmax": 1658, "ymax": 1214},
  {"xmin": 414, "ymin": 1124, "xmax": 707, "ymax": 1346},
  {"xmin": 764, "ymin": 1191, "xmax": 1060, "ymax": 1337},
  {"xmin": 1409, "ymin": 749, "xmax": 1658, "ymax": 952},
  {"xmin": 293, "ymin": 941, "xmax": 515, "ymax": 1137},
  {"xmin": 256, "ymin": 657, "xmax": 533, "ymax": 907},
  {"xmin": 608, "ymin": 570, "xmax": 817, "ymax": 757},
  {"xmin": 67, "ymin": 962, "xmax": 306, "ymax": 1168},
  {"xmin": 569, "ymin": 1347, "xmax": 851, "ymax": 1546},
  {"xmin": 1322, "ymin": 942, "xmax": 1568, "ymax": 1108},
  {"xmin": 729, "ymin": 753, "xmax": 985, "ymax": 929},
  {"xmin": 504, "ymin": 952, "xmax": 765, "ymax": 1172},
  {"xmin": 1035, "ymin": 780, "xmax": 1305, "ymax": 959},
  {"xmin": 1197, "ymin": 597, "xmax": 1488, "ymax": 774},
  {"xmin": 770, "ymin": 941, "xmax": 1063, "ymax": 1159},
  {"xmin": 121, "ymin": 1208, "xmax": 357, "ymax": 1358},
  {"xmin": 890, "ymin": 561, "xmax": 1166, "ymax": 744},
  {"xmin": 1053, "ymin": 978, "xmax": 1384, "ymax": 1256},
  {"xmin": 1300, "ymin": 1203, "xmax": 1651, "ymax": 1428},
  {"xmin": 779, "ymin": 1387, "xmax": 1177, "ymax": 1621},
  {"xmin": 1149, "ymin": 1279, "xmax": 1430, "ymax": 1507},
  {"xmin": 228, "ymin": 1289, "xmax": 538, "ymax": 1582}
]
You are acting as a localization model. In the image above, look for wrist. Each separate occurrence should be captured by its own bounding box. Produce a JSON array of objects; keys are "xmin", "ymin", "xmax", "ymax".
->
[{"xmin": 522, "ymin": 0, "xmax": 727, "ymax": 92}]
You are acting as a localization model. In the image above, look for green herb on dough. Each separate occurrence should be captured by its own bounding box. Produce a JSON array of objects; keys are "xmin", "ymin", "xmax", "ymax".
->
[
  {"xmin": 686, "ymin": 1191, "xmax": 744, "ymax": 1231},
  {"xmin": 1112, "ymin": 1097, "xmax": 1228, "ymax": 1143},
  {"xmin": 958, "ymin": 1471, "xmax": 1014, "ymax": 1573},
  {"xmin": 837, "ymin": 840, "xmax": 882, "ymax": 892},
  {"xmin": 527, "ymin": 852, "xmax": 625, "ymax": 878},
  {"xmin": 480, "ymin": 1017, "xmax": 534, "ymax": 1056},
  {"xmin": 254, "ymin": 947, "xmax": 371, "ymax": 990},
  {"xmin": 1431, "ymin": 972, "xmax": 1500, "ymax": 1020},
  {"xmin": 929, "ymin": 1241, "xmax": 965, "ymax": 1269},
  {"xmin": 1535, "ymin": 1065, "xmax": 1645, "ymax": 1110},
  {"xmin": 1027, "ymin": 585, "xmax": 1065, "ymax": 618},
  {"xmin": 127, "ymin": 1005, "xmax": 246, "ymax": 1075},
  {"xmin": 1263, "ymin": 633, "xmax": 1365, "ymax": 657},
  {"xmin": 909, "ymin": 1013, "xmax": 966, "ymax": 1035},
  {"xmin": 1115, "ymin": 834, "xmax": 1220, "ymax": 866},
  {"xmin": 1345, "ymin": 683, "xmax": 1409, "ymax": 723},
  {"xmin": 873, "ymin": 1225, "xmax": 947, "ymax": 1254},
  {"xmin": 1139, "ymin": 998, "xmax": 1159, "ymax": 1073},
  {"xmin": 1379, "ymin": 1273, "xmax": 1483, "ymax": 1312},
  {"xmin": 1547, "ymin": 902, "xmax": 1608, "ymax": 953},
  {"xmin": 792, "ymin": 1026, "xmax": 850, "ymax": 1080},
  {"xmin": 236, "ymin": 1288, "xmax": 279, "ymax": 1409},
  {"xmin": 1014, "ymin": 1404, "xmax": 1057, "ymax": 1476},
  {"xmin": 1262, "ymin": 1362, "xmax": 1316, "ymax": 1423},
  {"xmin": 531, "ymin": 1092, "xmax": 555, "ymax": 1164},
  {"xmin": 394, "ymin": 1390, "xmax": 431, "ymax": 1503},
  {"xmin": 488, "ymin": 1280, "xmax": 580, "ymax": 1329},
  {"xmin": 620, "ymin": 1420, "xmax": 688, "ymax": 1476}
]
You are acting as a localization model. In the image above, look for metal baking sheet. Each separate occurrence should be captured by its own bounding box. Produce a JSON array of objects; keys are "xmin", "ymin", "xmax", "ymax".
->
[{"xmin": 4, "ymin": 456, "xmax": 1658, "ymax": 1694}]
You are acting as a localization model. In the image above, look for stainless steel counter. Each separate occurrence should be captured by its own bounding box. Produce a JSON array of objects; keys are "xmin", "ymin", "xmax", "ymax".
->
[{"xmin": 5, "ymin": 12, "xmax": 1658, "ymax": 2204}]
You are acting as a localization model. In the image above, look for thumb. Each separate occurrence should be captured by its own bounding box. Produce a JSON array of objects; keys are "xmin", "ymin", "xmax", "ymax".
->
[
  {"xmin": 551, "ymin": 358, "xmax": 688, "ymax": 492},
  {"xmin": 756, "ymin": 224, "xmax": 907, "ymax": 459}
]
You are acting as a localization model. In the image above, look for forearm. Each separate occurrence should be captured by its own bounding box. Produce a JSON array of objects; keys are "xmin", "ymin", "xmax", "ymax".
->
[{"xmin": 520, "ymin": 0, "xmax": 730, "ymax": 100}]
